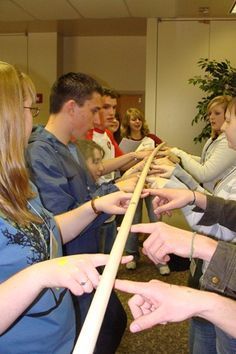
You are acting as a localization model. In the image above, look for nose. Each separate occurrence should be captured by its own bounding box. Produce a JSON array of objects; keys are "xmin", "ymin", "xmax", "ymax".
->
[{"xmin": 98, "ymin": 162, "xmax": 104, "ymax": 173}]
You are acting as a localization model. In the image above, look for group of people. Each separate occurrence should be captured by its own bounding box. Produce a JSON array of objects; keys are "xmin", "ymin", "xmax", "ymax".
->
[{"xmin": 1, "ymin": 58, "xmax": 236, "ymax": 354}]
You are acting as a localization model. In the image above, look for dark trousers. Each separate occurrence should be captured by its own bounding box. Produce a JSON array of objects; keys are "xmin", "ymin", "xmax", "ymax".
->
[{"xmin": 76, "ymin": 290, "xmax": 127, "ymax": 354}]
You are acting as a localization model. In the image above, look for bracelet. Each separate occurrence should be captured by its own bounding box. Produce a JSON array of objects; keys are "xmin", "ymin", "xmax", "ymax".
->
[
  {"xmin": 189, "ymin": 232, "xmax": 196, "ymax": 261},
  {"xmin": 188, "ymin": 190, "xmax": 196, "ymax": 205},
  {"xmin": 91, "ymin": 197, "xmax": 101, "ymax": 215}
]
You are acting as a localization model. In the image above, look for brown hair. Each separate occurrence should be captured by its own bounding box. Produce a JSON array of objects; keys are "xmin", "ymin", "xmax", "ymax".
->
[
  {"xmin": 121, "ymin": 108, "xmax": 149, "ymax": 138},
  {"xmin": 0, "ymin": 61, "xmax": 40, "ymax": 225},
  {"xmin": 76, "ymin": 139, "xmax": 105, "ymax": 160}
]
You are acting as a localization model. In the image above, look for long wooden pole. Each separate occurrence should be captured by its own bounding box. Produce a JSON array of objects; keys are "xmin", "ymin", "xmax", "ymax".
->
[{"xmin": 72, "ymin": 143, "xmax": 165, "ymax": 354}]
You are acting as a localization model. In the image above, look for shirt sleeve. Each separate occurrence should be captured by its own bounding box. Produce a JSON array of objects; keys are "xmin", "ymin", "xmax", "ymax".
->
[
  {"xmin": 171, "ymin": 137, "xmax": 236, "ymax": 184},
  {"xmin": 201, "ymin": 241, "xmax": 236, "ymax": 298},
  {"xmin": 197, "ymin": 195, "xmax": 236, "ymax": 232},
  {"xmin": 147, "ymin": 133, "xmax": 163, "ymax": 146},
  {"xmin": 27, "ymin": 144, "xmax": 80, "ymax": 214}
]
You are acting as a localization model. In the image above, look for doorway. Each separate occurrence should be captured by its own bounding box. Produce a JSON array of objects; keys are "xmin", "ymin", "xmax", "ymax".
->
[{"xmin": 116, "ymin": 93, "xmax": 145, "ymax": 122}]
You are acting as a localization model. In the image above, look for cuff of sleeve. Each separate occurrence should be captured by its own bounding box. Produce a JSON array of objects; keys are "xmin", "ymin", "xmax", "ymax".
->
[
  {"xmin": 197, "ymin": 195, "xmax": 224, "ymax": 226},
  {"xmin": 201, "ymin": 241, "xmax": 236, "ymax": 296},
  {"xmin": 171, "ymin": 147, "xmax": 181, "ymax": 156}
]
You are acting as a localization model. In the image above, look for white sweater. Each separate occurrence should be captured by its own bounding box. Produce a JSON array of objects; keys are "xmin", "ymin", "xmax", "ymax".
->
[{"xmin": 171, "ymin": 133, "xmax": 236, "ymax": 192}]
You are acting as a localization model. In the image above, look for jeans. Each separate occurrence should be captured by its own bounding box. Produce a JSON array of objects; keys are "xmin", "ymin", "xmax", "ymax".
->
[
  {"xmin": 189, "ymin": 318, "xmax": 236, "ymax": 354},
  {"xmin": 125, "ymin": 196, "xmax": 157, "ymax": 256}
]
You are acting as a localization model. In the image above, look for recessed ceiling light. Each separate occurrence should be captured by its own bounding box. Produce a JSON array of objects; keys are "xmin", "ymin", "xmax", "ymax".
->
[{"xmin": 230, "ymin": 1, "xmax": 236, "ymax": 13}]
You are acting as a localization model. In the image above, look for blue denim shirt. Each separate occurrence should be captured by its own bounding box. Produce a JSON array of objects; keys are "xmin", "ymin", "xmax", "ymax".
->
[{"xmin": 27, "ymin": 125, "xmax": 118, "ymax": 254}]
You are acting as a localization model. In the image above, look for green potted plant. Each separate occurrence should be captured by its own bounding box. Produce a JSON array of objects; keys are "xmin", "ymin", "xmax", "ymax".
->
[{"xmin": 189, "ymin": 58, "xmax": 236, "ymax": 143}]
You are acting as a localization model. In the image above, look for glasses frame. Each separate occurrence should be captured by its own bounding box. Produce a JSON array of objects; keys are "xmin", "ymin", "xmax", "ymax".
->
[{"xmin": 24, "ymin": 106, "xmax": 40, "ymax": 118}]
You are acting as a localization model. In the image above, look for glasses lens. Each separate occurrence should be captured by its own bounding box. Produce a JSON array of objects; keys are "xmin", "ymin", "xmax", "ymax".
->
[{"xmin": 24, "ymin": 106, "xmax": 40, "ymax": 117}]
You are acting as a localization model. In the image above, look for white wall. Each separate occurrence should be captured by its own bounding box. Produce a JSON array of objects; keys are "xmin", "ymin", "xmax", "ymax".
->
[
  {"xmin": 28, "ymin": 32, "xmax": 58, "ymax": 123},
  {"xmin": 210, "ymin": 21, "xmax": 236, "ymax": 66},
  {"xmin": 0, "ymin": 32, "xmax": 59, "ymax": 125},
  {"xmin": 0, "ymin": 34, "xmax": 28, "ymax": 71},
  {"xmin": 1, "ymin": 21, "xmax": 236, "ymax": 153},
  {"xmin": 156, "ymin": 20, "xmax": 210, "ymax": 154},
  {"xmin": 63, "ymin": 36, "xmax": 146, "ymax": 91},
  {"xmin": 155, "ymin": 20, "xmax": 236, "ymax": 155}
]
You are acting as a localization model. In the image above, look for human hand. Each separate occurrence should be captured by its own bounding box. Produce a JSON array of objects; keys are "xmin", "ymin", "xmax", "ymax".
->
[
  {"xmin": 116, "ymin": 175, "xmax": 138, "ymax": 193},
  {"xmin": 115, "ymin": 279, "xmax": 201, "ymax": 332},
  {"xmin": 135, "ymin": 149, "xmax": 153, "ymax": 160},
  {"xmin": 148, "ymin": 164, "xmax": 175, "ymax": 178},
  {"xmin": 155, "ymin": 150, "xmax": 180, "ymax": 164},
  {"xmin": 122, "ymin": 159, "xmax": 146, "ymax": 178},
  {"xmin": 36, "ymin": 254, "xmax": 133, "ymax": 296},
  {"xmin": 152, "ymin": 157, "xmax": 175, "ymax": 167},
  {"xmin": 130, "ymin": 221, "xmax": 193, "ymax": 264},
  {"xmin": 142, "ymin": 188, "xmax": 194, "ymax": 217},
  {"xmin": 145, "ymin": 176, "xmax": 169, "ymax": 189},
  {"xmin": 96, "ymin": 191, "xmax": 133, "ymax": 214}
]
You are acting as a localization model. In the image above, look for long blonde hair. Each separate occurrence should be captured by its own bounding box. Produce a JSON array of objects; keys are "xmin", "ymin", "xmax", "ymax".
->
[
  {"xmin": 0, "ymin": 61, "xmax": 40, "ymax": 225},
  {"xmin": 121, "ymin": 108, "xmax": 150, "ymax": 138},
  {"xmin": 207, "ymin": 95, "xmax": 232, "ymax": 139}
]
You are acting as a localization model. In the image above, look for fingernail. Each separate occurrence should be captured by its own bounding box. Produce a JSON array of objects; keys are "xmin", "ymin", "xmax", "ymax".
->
[{"xmin": 131, "ymin": 324, "xmax": 141, "ymax": 333}]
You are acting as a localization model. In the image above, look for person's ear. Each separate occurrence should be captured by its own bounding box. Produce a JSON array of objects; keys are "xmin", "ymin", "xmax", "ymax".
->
[{"xmin": 64, "ymin": 100, "xmax": 77, "ymax": 115}]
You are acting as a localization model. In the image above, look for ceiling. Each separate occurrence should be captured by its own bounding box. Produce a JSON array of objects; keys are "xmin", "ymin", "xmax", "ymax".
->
[{"xmin": 0, "ymin": 0, "xmax": 235, "ymax": 35}]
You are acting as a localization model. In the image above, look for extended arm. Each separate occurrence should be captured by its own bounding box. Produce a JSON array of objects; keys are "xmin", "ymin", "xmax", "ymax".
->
[
  {"xmin": 171, "ymin": 137, "xmax": 236, "ymax": 183},
  {"xmin": 102, "ymin": 152, "xmax": 139, "ymax": 174},
  {"xmin": 55, "ymin": 191, "xmax": 132, "ymax": 243},
  {"xmin": 145, "ymin": 188, "xmax": 207, "ymax": 217},
  {"xmin": 0, "ymin": 253, "xmax": 132, "ymax": 335},
  {"xmin": 132, "ymin": 221, "xmax": 236, "ymax": 297},
  {"xmin": 115, "ymin": 279, "xmax": 236, "ymax": 338}
]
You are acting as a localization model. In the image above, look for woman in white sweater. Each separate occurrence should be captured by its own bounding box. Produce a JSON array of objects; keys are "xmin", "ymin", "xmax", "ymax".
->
[{"xmin": 161, "ymin": 95, "xmax": 236, "ymax": 192}]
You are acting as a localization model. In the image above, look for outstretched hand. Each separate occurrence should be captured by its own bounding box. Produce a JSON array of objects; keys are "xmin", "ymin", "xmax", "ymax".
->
[
  {"xmin": 36, "ymin": 253, "xmax": 133, "ymax": 296},
  {"xmin": 115, "ymin": 279, "xmax": 201, "ymax": 332},
  {"xmin": 142, "ymin": 188, "xmax": 194, "ymax": 217},
  {"xmin": 148, "ymin": 164, "xmax": 175, "ymax": 178},
  {"xmin": 130, "ymin": 222, "xmax": 193, "ymax": 264},
  {"xmin": 96, "ymin": 191, "xmax": 133, "ymax": 214}
]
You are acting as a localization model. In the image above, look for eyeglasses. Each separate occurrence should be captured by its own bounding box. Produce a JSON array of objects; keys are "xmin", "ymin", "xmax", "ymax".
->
[{"xmin": 24, "ymin": 106, "xmax": 40, "ymax": 118}]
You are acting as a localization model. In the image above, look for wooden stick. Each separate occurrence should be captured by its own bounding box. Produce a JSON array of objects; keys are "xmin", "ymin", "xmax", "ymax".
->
[{"xmin": 72, "ymin": 143, "xmax": 165, "ymax": 354}]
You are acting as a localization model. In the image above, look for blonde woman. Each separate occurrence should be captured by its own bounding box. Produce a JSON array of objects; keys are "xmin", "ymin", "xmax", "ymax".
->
[
  {"xmin": 0, "ymin": 61, "xmax": 132, "ymax": 354},
  {"xmin": 120, "ymin": 108, "xmax": 169, "ymax": 273},
  {"xmin": 157, "ymin": 96, "xmax": 236, "ymax": 193}
]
